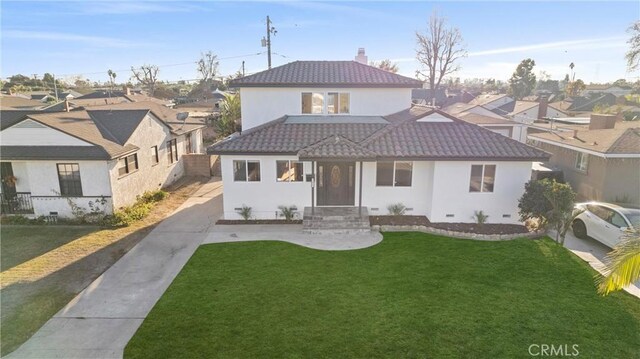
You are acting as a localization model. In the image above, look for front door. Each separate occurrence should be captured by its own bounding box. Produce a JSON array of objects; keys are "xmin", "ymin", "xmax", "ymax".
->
[{"xmin": 317, "ymin": 162, "xmax": 355, "ymax": 206}]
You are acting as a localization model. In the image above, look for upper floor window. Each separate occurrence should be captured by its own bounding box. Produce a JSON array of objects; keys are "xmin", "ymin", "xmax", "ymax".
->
[
  {"xmin": 575, "ymin": 152, "xmax": 588, "ymax": 172},
  {"xmin": 302, "ymin": 92, "xmax": 350, "ymax": 114},
  {"xmin": 469, "ymin": 164, "xmax": 496, "ymax": 193},
  {"xmin": 57, "ymin": 163, "xmax": 83, "ymax": 196},
  {"xmin": 376, "ymin": 161, "xmax": 412, "ymax": 187}
]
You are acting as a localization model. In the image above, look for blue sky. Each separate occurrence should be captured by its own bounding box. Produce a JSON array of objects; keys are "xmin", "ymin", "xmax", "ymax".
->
[{"xmin": 2, "ymin": 1, "xmax": 638, "ymax": 86}]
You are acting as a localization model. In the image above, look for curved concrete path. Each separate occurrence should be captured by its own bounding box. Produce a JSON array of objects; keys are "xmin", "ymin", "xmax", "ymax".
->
[{"xmin": 203, "ymin": 224, "xmax": 383, "ymax": 250}]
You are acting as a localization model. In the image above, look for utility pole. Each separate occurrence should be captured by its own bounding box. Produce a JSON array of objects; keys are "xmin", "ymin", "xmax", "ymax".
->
[
  {"xmin": 261, "ymin": 16, "xmax": 276, "ymax": 69},
  {"xmin": 53, "ymin": 74, "xmax": 59, "ymax": 101},
  {"xmin": 242, "ymin": 61, "xmax": 245, "ymax": 77}
]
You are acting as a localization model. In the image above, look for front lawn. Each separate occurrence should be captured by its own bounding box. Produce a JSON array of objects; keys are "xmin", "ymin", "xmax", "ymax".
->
[{"xmin": 126, "ymin": 233, "xmax": 640, "ymax": 358}]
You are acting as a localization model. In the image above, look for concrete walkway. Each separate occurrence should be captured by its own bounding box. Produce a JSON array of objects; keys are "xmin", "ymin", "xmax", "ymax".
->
[
  {"xmin": 203, "ymin": 224, "xmax": 383, "ymax": 250},
  {"xmin": 7, "ymin": 179, "xmax": 224, "ymax": 359},
  {"xmin": 560, "ymin": 230, "xmax": 640, "ymax": 299}
]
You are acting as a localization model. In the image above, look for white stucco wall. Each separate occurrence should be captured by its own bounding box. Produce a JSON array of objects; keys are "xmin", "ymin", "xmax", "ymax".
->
[
  {"xmin": 545, "ymin": 107, "xmax": 568, "ymax": 119},
  {"xmin": 429, "ymin": 161, "xmax": 532, "ymax": 224},
  {"xmin": 109, "ymin": 113, "xmax": 186, "ymax": 209},
  {"xmin": 239, "ymin": 87, "xmax": 413, "ymax": 130},
  {"xmin": 360, "ymin": 161, "xmax": 434, "ymax": 217},
  {"xmin": 220, "ymin": 156, "xmax": 531, "ymax": 224},
  {"xmin": 221, "ymin": 155, "xmax": 313, "ymax": 219},
  {"xmin": 5, "ymin": 160, "xmax": 114, "ymax": 217}
]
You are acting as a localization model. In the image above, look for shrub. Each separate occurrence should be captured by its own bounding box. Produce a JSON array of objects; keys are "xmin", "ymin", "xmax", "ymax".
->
[
  {"xmin": 518, "ymin": 179, "xmax": 553, "ymax": 228},
  {"xmin": 139, "ymin": 190, "xmax": 169, "ymax": 204},
  {"xmin": 473, "ymin": 210, "xmax": 489, "ymax": 225},
  {"xmin": 278, "ymin": 205, "xmax": 298, "ymax": 220},
  {"xmin": 237, "ymin": 205, "xmax": 252, "ymax": 220},
  {"xmin": 109, "ymin": 202, "xmax": 154, "ymax": 227},
  {"xmin": 387, "ymin": 203, "xmax": 407, "ymax": 216}
]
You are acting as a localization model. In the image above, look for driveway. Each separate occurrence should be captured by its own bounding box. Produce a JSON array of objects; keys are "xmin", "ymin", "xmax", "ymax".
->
[
  {"xmin": 7, "ymin": 179, "xmax": 223, "ymax": 359},
  {"xmin": 562, "ymin": 229, "xmax": 640, "ymax": 298}
]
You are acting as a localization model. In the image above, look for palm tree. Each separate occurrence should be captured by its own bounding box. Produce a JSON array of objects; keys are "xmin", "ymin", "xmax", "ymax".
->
[
  {"xmin": 597, "ymin": 228, "xmax": 640, "ymax": 295},
  {"xmin": 213, "ymin": 93, "xmax": 241, "ymax": 139}
]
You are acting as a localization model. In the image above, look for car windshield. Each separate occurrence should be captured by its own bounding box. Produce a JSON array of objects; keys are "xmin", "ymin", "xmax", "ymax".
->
[{"xmin": 620, "ymin": 209, "xmax": 640, "ymax": 228}]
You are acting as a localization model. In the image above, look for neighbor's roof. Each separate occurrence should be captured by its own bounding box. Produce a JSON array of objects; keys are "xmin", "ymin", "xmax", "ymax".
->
[
  {"xmin": 509, "ymin": 101, "xmax": 539, "ymax": 115},
  {"xmin": 0, "ymin": 95, "xmax": 46, "ymax": 110},
  {"xmin": 208, "ymin": 106, "xmax": 549, "ymax": 161},
  {"xmin": 469, "ymin": 94, "xmax": 509, "ymax": 106},
  {"xmin": 456, "ymin": 113, "xmax": 515, "ymax": 126},
  {"xmin": 529, "ymin": 121, "xmax": 640, "ymax": 154},
  {"xmin": 229, "ymin": 61, "xmax": 423, "ymax": 88},
  {"xmin": 85, "ymin": 101, "xmax": 205, "ymax": 135}
]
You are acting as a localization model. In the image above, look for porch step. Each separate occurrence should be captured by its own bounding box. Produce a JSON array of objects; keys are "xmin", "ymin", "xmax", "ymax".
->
[{"xmin": 302, "ymin": 207, "xmax": 370, "ymax": 234}]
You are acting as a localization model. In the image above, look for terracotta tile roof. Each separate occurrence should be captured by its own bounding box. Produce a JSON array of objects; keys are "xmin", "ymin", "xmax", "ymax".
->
[
  {"xmin": 529, "ymin": 121, "xmax": 640, "ymax": 154},
  {"xmin": 208, "ymin": 106, "xmax": 549, "ymax": 161},
  {"xmin": 230, "ymin": 61, "xmax": 423, "ymax": 88}
]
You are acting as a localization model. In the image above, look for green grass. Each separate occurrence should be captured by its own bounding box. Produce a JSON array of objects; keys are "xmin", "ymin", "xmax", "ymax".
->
[
  {"xmin": 1, "ymin": 226, "xmax": 97, "ymax": 271},
  {"xmin": 125, "ymin": 233, "xmax": 640, "ymax": 358}
]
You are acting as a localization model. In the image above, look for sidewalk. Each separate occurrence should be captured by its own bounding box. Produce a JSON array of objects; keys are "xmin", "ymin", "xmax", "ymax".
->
[{"xmin": 7, "ymin": 179, "xmax": 223, "ymax": 359}]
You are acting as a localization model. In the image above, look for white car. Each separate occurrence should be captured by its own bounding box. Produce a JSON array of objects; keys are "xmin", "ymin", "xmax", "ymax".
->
[{"xmin": 572, "ymin": 202, "xmax": 640, "ymax": 248}]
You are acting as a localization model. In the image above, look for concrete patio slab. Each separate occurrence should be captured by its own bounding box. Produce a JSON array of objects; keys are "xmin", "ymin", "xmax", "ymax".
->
[{"xmin": 203, "ymin": 224, "xmax": 383, "ymax": 250}]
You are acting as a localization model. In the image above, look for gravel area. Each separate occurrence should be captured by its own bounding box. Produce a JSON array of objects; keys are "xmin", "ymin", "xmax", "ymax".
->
[{"xmin": 370, "ymin": 215, "xmax": 529, "ymax": 235}]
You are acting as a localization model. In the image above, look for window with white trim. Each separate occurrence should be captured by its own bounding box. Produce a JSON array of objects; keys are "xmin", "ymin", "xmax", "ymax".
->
[
  {"xmin": 302, "ymin": 92, "xmax": 350, "ymax": 114},
  {"xmin": 233, "ymin": 160, "xmax": 261, "ymax": 182},
  {"xmin": 469, "ymin": 164, "xmax": 496, "ymax": 192},
  {"xmin": 376, "ymin": 161, "xmax": 413, "ymax": 187},
  {"xmin": 276, "ymin": 160, "xmax": 304, "ymax": 182},
  {"xmin": 575, "ymin": 152, "xmax": 588, "ymax": 172}
]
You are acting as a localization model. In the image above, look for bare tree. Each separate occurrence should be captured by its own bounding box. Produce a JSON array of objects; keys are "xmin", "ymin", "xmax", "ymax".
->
[
  {"xmin": 416, "ymin": 11, "xmax": 466, "ymax": 99},
  {"xmin": 626, "ymin": 21, "xmax": 640, "ymax": 72},
  {"xmin": 130, "ymin": 64, "xmax": 159, "ymax": 95},
  {"xmin": 197, "ymin": 51, "xmax": 219, "ymax": 83},
  {"xmin": 369, "ymin": 59, "xmax": 399, "ymax": 73}
]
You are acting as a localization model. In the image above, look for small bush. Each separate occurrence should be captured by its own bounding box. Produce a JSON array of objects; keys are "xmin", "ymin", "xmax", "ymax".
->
[
  {"xmin": 139, "ymin": 190, "xmax": 169, "ymax": 204},
  {"xmin": 109, "ymin": 202, "xmax": 154, "ymax": 227},
  {"xmin": 473, "ymin": 210, "xmax": 489, "ymax": 225},
  {"xmin": 387, "ymin": 203, "xmax": 407, "ymax": 216},
  {"xmin": 237, "ymin": 205, "xmax": 252, "ymax": 220},
  {"xmin": 278, "ymin": 205, "xmax": 298, "ymax": 220}
]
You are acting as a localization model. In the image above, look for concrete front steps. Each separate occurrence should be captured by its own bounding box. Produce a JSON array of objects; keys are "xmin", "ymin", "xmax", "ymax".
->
[{"xmin": 303, "ymin": 206, "xmax": 371, "ymax": 234}]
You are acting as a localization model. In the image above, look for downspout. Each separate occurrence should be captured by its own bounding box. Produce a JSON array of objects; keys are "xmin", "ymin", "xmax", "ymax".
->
[
  {"xmin": 311, "ymin": 161, "xmax": 315, "ymax": 216},
  {"xmin": 358, "ymin": 161, "xmax": 363, "ymax": 217}
]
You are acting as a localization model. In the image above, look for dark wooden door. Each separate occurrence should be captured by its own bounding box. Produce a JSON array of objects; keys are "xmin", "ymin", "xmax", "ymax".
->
[
  {"xmin": 1, "ymin": 162, "xmax": 16, "ymax": 197},
  {"xmin": 317, "ymin": 162, "xmax": 355, "ymax": 206}
]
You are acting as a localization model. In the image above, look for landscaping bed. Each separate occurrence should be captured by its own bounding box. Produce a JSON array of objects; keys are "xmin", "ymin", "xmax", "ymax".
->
[
  {"xmin": 216, "ymin": 219, "xmax": 302, "ymax": 225},
  {"xmin": 369, "ymin": 215, "xmax": 528, "ymax": 235}
]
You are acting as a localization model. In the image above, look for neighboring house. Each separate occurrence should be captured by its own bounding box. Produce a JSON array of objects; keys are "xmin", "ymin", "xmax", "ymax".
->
[
  {"xmin": 583, "ymin": 84, "xmax": 633, "ymax": 97},
  {"xmin": 0, "ymin": 107, "xmax": 205, "ymax": 218},
  {"xmin": 502, "ymin": 101, "xmax": 539, "ymax": 125},
  {"xmin": 412, "ymin": 88, "xmax": 447, "ymax": 106},
  {"xmin": 442, "ymin": 102, "xmax": 527, "ymax": 142},
  {"xmin": 208, "ymin": 61, "xmax": 549, "ymax": 224},
  {"xmin": 469, "ymin": 94, "xmax": 515, "ymax": 115},
  {"xmin": 549, "ymin": 94, "xmax": 617, "ymax": 115},
  {"xmin": 0, "ymin": 95, "xmax": 48, "ymax": 110},
  {"xmin": 528, "ymin": 114, "xmax": 640, "ymax": 205}
]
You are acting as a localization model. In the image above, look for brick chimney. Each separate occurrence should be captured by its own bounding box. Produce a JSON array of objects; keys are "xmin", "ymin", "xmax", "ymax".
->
[
  {"xmin": 355, "ymin": 48, "xmax": 368, "ymax": 64},
  {"xmin": 123, "ymin": 85, "xmax": 131, "ymax": 96},
  {"xmin": 538, "ymin": 98, "xmax": 548, "ymax": 119},
  {"xmin": 64, "ymin": 99, "xmax": 70, "ymax": 112},
  {"xmin": 589, "ymin": 114, "xmax": 616, "ymax": 130}
]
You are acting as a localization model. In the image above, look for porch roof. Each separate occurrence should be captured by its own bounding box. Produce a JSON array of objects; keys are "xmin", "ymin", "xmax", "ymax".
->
[{"xmin": 298, "ymin": 135, "xmax": 378, "ymax": 161}]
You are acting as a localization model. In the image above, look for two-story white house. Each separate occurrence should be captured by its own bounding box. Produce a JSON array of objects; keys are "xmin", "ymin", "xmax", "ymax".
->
[
  {"xmin": 209, "ymin": 60, "xmax": 549, "ymax": 225},
  {"xmin": 0, "ymin": 106, "xmax": 205, "ymax": 218}
]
